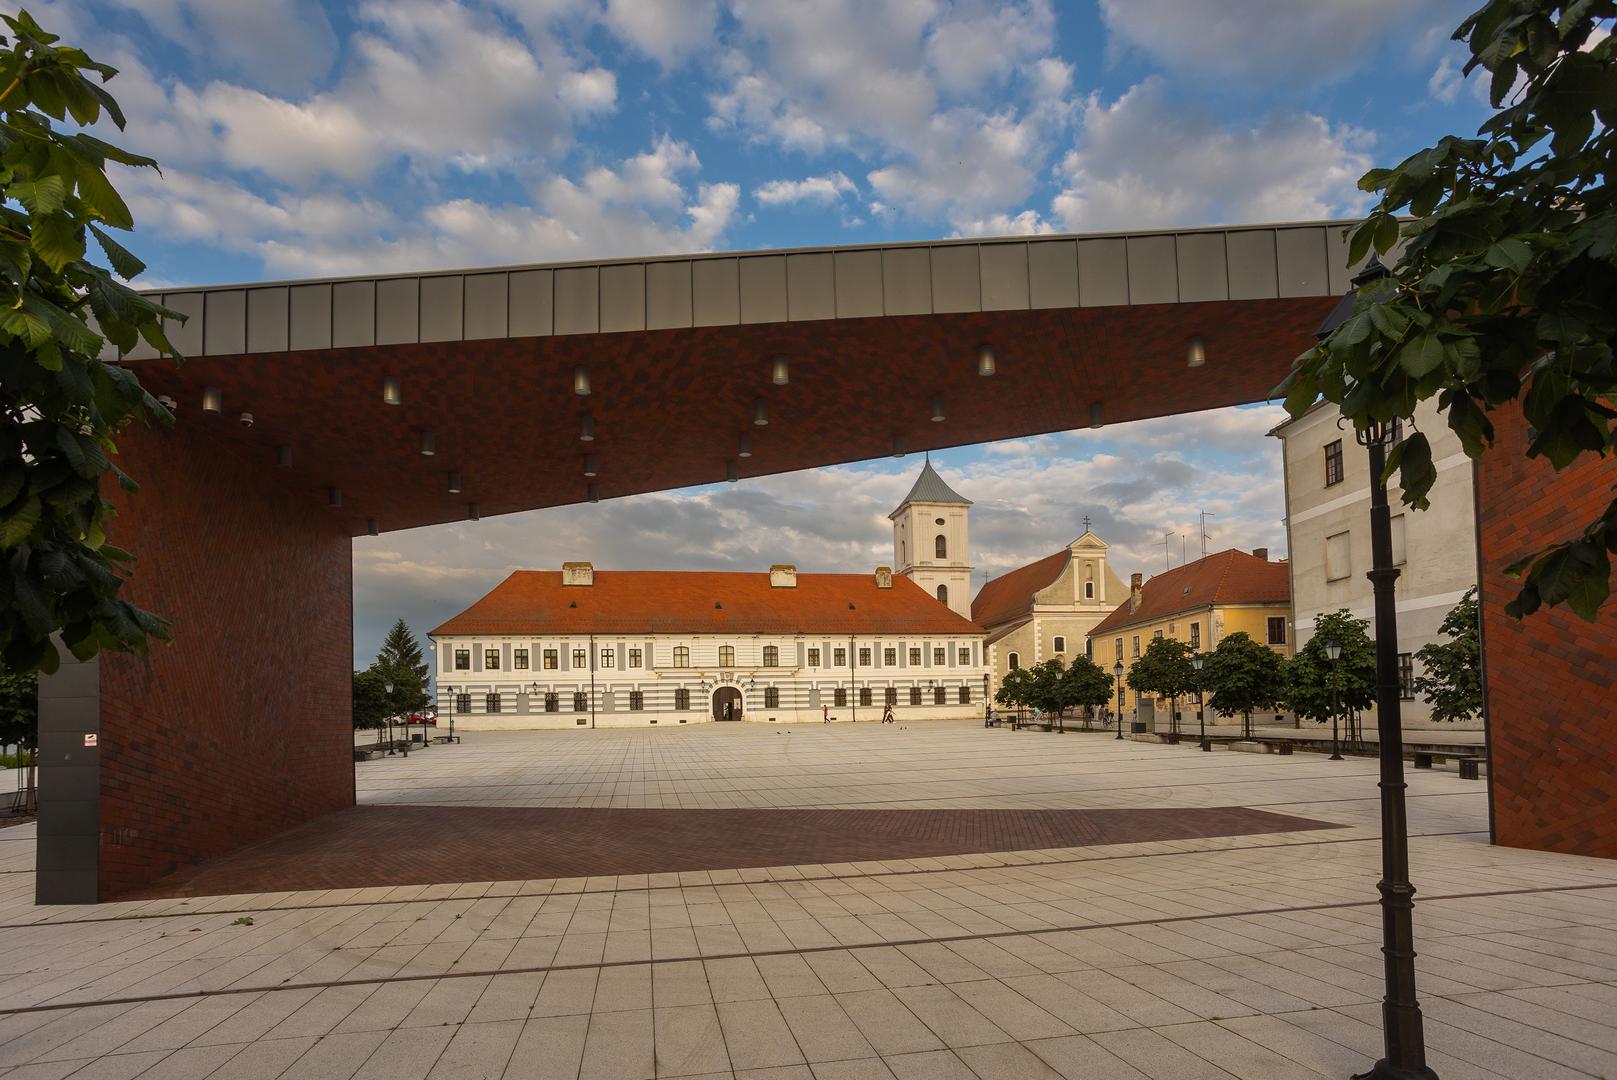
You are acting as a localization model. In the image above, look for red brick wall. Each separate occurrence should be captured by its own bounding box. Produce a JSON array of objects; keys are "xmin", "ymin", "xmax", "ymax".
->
[
  {"xmin": 97, "ymin": 419, "xmax": 354, "ymax": 898},
  {"xmin": 1477, "ymin": 409, "xmax": 1617, "ymax": 859}
]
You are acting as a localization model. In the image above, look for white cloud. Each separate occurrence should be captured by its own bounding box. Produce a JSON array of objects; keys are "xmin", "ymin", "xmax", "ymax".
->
[
  {"xmin": 601, "ymin": 0, "xmax": 718, "ymax": 64},
  {"xmin": 754, "ymin": 172, "xmax": 857, "ymax": 206},
  {"xmin": 108, "ymin": 0, "xmax": 339, "ymax": 91},
  {"xmin": 1051, "ymin": 78, "xmax": 1374, "ymax": 231}
]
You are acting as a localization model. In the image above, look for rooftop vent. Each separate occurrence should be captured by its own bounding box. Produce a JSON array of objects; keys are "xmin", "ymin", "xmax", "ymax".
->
[
  {"xmin": 769, "ymin": 564, "xmax": 797, "ymax": 588},
  {"xmin": 562, "ymin": 561, "xmax": 594, "ymax": 586}
]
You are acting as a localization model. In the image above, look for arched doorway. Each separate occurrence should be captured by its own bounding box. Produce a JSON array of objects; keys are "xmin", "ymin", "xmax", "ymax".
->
[{"xmin": 712, "ymin": 686, "xmax": 743, "ymax": 721}]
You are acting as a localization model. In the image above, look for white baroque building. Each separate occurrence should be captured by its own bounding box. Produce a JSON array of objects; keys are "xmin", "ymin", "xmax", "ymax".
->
[{"xmin": 432, "ymin": 466, "xmax": 990, "ymax": 729}]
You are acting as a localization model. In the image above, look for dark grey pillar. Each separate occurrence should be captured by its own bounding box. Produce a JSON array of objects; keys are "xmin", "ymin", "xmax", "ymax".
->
[{"xmin": 36, "ymin": 649, "xmax": 101, "ymax": 905}]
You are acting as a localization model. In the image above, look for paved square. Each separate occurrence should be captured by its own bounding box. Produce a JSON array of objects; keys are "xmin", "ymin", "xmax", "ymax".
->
[{"xmin": 4, "ymin": 721, "xmax": 1616, "ymax": 1079}]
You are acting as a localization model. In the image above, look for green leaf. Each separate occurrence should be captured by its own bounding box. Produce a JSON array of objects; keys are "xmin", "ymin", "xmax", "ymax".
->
[
  {"xmin": 1484, "ymin": 238, "xmax": 1532, "ymax": 272},
  {"xmin": 88, "ymin": 224, "xmax": 143, "ymax": 278},
  {"xmin": 0, "ymin": 495, "xmax": 42, "ymax": 547},
  {"xmin": 77, "ymin": 166, "xmax": 133, "ymax": 231},
  {"xmin": 1373, "ymin": 213, "xmax": 1400, "ymax": 255},
  {"xmin": 29, "ymin": 213, "xmax": 84, "ymax": 273},
  {"xmin": 1389, "ymin": 432, "xmax": 1435, "ymax": 509},
  {"xmin": 9, "ymin": 174, "xmax": 67, "ymax": 215},
  {"xmin": 1400, "ymin": 333, "xmax": 1448, "ymax": 377}
]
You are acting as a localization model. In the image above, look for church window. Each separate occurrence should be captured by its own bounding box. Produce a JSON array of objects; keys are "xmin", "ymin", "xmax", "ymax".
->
[
  {"xmin": 455, "ymin": 692, "xmax": 471, "ymax": 713},
  {"xmin": 958, "ymin": 648, "xmax": 970, "ymax": 665},
  {"xmin": 486, "ymin": 693, "xmax": 501, "ymax": 713},
  {"xmin": 719, "ymin": 645, "xmax": 735, "ymax": 666},
  {"xmin": 935, "ymin": 517, "xmax": 945, "ymax": 526},
  {"xmin": 1054, "ymin": 636, "xmax": 1065, "ymax": 653},
  {"xmin": 544, "ymin": 692, "xmax": 558, "ymax": 712},
  {"xmin": 859, "ymin": 647, "xmax": 872, "ymax": 666},
  {"xmin": 673, "ymin": 647, "xmax": 690, "ymax": 668},
  {"xmin": 936, "ymin": 584, "xmax": 948, "ymax": 605},
  {"xmin": 1085, "ymin": 581, "xmax": 1095, "ymax": 599},
  {"xmin": 514, "ymin": 649, "xmax": 529, "ymax": 670},
  {"xmin": 544, "ymin": 649, "xmax": 558, "ymax": 669},
  {"xmin": 909, "ymin": 647, "xmax": 921, "ymax": 665},
  {"xmin": 674, "ymin": 688, "xmax": 690, "ymax": 710},
  {"xmin": 1189, "ymin": 622, "xmax": 1200, "ymax": 648},
  {"xmin": 884, "ymin": 647, "xmax": 896, "ymax": 665},
  {"xmin": 573, "ymin": 691, "xmax": 587, "ymax": 712},
  {"xmin": 454, "ymin": 649, "xmax": 470, "ymax": 670},
  {"xmin": 834, "ymin": 687, "xmax": 847, "ymax": 707},
  {"xmin": 934, "ymin": 686, "xmax": 946, "ymax": 705},
  {"xmin": 1115, "ymin": 638, "xmax": 1123, "ymax": 659},
  {"xmin": 933, "ymin": 648, "xmax": 945, "ymax": 665},
  {"xmin": 935, "ymin": 534, "xmax": 948, "ymax": 559},
  {"xmin": 1086, "ymin": 639, "xmax": 1093, "ymax": 659},
  {"xmin": 485, "ymin": 649, "xmax": 500, "ymax": 670},
  {"xmin": 628, "ymin": 648, "xmax": 642, "ymax": 668},
  {"xmin": 763, "ymin": 646, "xmax": 779, "ymax": 666},
  {"xmin": 764, "ymin": 686, "xmax": 780, "ymax": 708},
  {"xmin": 573, "ymin": 648, "xmax": 586, "ymax": 667},
  {"xmin": 808, "ymin": 648, "xmax": 820, "ymax": 666},
  {"xmin": 1008, "ymin": 652, "xmax": 1020, "ymax": 670},
  {"xmin": 900, "ymin": 540, "xmax": 906, "ymax": 564},
  {"xmin": 629, "ymin": 691, "xmax": 643, "ymax": 711},
  {"xmin": 859, "ymin": 688, "xmax": 872, "ymax": 706},
  {"xmin": 600, "ymin": 649, "xmax": 614, "ymax": 668},
  {"xmin": 833, "ymin": 648, "xmax": 846, "ymax": 666},
  {"xmin": 958, "ymin": 685, "xmax": 971, "ymax": 704},
  {"xmin": 906, "ymin": 687, "xmax": 919, "ymax": 705}
]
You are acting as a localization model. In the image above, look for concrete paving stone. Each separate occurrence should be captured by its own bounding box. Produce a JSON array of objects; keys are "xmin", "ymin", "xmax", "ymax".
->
[
  {"xmin": 348, "ymin": 1024, "xmax": 457, "ymax": 1080},
  {"xmin": 579, "ymin": 1008, "xmax": 655, "ymax": 1080},
  {"xmin": 652, "ymin": 1003, "xmax": 729, "ymax": 1077},
  {"xmin": 423, "ymin": 1018, "xmax": 524, "ymax": 1080},
  {"xmin": 945, "ymin": 979, "xmax": 1078, "ymax": 1041},
  {"xmin": 1023, "ymin": 1034, "xmax": 1153, "ymax": 1080},
  {"xmin": 774, "ymin": 996, "xmax": 876, "ymax": 1063},
  {"xmin": 802, "ymin": 1058, "xmax": 896, "ymax": 1079},
  {"xmin": 715, "ymin": 1000, "xmax": 805, "ymax": 1071},
  {"xmin": 703, "ymin": 959, "xmax": 770, "ymax": 1004},
  {"xmin": 952, "ymin": 1040, "xmax": 1066, "ymax": 1079},
  {"xmin": 277, "ymin": 1029, "xmax": 391, "ymax": 1080},
  {"xmin": 204, "ymin": 1036, "xmax": 320, "ymax": 1080},
  {"xmin": 877, "ymin": 1048, "xmax": 977, "ymax": 1080}
]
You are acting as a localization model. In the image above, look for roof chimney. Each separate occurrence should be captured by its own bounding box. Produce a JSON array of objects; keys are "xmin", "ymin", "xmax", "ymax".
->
[
  {"xmin": 1252, "ymin": 547, "xmax": 1269, "ymax": 561},
  {"xmin": 769, "ymin": 564, "xmax": 797, "ymax": 588},
  {"xmin": 874, "ymin": 566, "xmax": 893, "ymax": 589},
  {"xmin": 562, "ymin": 561, "xmax": 594, "ymax": 586},
  {"xmin": 1129, "ymin": 572, "xmax": 1143, "ymax": 614}
]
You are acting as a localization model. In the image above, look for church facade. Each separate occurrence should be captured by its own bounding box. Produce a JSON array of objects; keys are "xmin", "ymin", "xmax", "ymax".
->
[{"xmin": 431, "ymin": 462, "xmax": 991, "ymax": 728}]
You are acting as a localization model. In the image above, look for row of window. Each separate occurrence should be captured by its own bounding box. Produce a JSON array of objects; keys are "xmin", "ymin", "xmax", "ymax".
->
[
  {"xmin": 452, "ymin": 685, "xmax": 976, "ymax": 713},
  {"xmin": 453, "ymin": 643, "xmax": 976, "ymax": 671},
  {"xmin": 1322, "ymin": 421, "xmax": 1402, "ymax": 488},
  {"xmin": 1107, "ymin": 617, "xmax": 1281, "ymax": 663}
]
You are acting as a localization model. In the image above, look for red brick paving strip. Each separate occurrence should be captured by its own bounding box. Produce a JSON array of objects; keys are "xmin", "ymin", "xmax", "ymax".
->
[{"xmin": 125, "ymin": 806, "xmax": 1339, "ymax": 900}]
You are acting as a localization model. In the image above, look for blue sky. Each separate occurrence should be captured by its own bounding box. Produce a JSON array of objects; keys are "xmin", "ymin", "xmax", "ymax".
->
[{"xmin": 54, "ymin": 0, "xmax": 1500, "ymax": 666}]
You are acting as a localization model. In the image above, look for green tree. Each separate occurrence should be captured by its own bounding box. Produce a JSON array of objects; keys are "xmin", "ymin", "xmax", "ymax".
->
[
  {"xmin": 1126, "ymin": 636, "xmax": 1197, "ymax": 733},
  {"xmin": 0, "ymin": 12, "xmax": 181, "ymax": 677},
  {"xmin": 994, "ymin": 667, "xmax": 1031, "ymax": 710},
  {"xmin": 376, "ymin": 619, "xmax": 429, "ymax": 711},
  {"xmin": 1059, "ymin": 654, "xmax": 1116, "ymax": 726},
  {"xmin": 352, "ymin": 668, "xmax": 388, "ymax": 732},
  {"xmin": 1284, "ymin": 611, "xmax": 1377, "ymax": 728},
  {"xmin": 1280, "ymin": 0, "xmax": 1617, "ymax": 623},
  {"xmin": 0, "ymin": 667, "xmax": 38, "ymax": 808},
  {"xmin": 1202, "ymin": 631, "xmax": 1286, "ymax": 739},
  {"xmin": 1414, "ymin": 587, "xmax": 1484, "ymax": 723}
]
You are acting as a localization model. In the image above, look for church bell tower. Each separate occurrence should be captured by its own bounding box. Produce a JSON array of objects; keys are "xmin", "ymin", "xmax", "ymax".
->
[{"xmin": 890, "ymin": 455, "xmax": 973, "ymax": 619}]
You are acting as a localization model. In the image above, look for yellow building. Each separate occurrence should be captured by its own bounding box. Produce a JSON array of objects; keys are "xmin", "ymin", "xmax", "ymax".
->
[{"xmin": 1087, "ymin": 548, "xmax": 1292, "ymax": 730}]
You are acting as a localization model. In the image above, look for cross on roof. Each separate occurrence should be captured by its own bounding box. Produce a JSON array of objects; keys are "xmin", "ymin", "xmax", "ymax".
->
[{"xmin": 1083, "ymin": 515, "xmax": 1092, "ymax": 532}]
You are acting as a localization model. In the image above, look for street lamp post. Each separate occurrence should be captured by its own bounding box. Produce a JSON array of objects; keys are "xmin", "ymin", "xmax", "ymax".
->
[
  {"xmin": 1192, "ymin": 652, "xmax": 1209, "ymax": 752},
  {"xmin": 1326, "ymin": 638, "xmax": 1344, "ymax": 761},
  {"xmin": 1319, "ymin": 258, "xmax": 1436, "ymax": 1080},
  {"xmin": 1112, "ymin": 661, "xmax": 1125, "ymax": 740},
  {"xmin": 383, "ymin": 679, "xmax": 395, "ymax": 756}
]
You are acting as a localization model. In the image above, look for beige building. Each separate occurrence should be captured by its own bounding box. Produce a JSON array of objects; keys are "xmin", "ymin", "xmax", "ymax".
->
[
  {"xmin": 971, "ymin": 531, "xmax": 1124, "ymax": 699},
  {"xmin": 1271, "ymin": 399, "xmax": 1481, "ymax": 730},
  {"xmin": 891, "ymin": 456, "xmax": 974, "ymax": 620}
]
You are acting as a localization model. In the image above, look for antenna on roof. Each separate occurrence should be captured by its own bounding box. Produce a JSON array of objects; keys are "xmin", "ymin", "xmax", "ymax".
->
[
  {"xmin": 1199, "ymin": 510, "xmax": 1215, "ymax": 560},
  {"xmin": 1160, "ymin": 532, "xmax": 1173, "ymax": 570}
]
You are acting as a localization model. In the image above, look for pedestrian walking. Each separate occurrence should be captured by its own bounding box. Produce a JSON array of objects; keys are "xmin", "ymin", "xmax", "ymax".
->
[
  {"xmin": 881, "ymin": 702, "xmax": 894, "ymax": 724},
  {"xmin": 823, "ymin": 704, "xmax": 830, "ymax": 723}
]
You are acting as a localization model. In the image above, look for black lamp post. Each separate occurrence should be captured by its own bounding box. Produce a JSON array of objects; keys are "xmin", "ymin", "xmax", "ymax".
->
[
  {"xmin": 383, "ymin": 679, "xmax": 395, "ymax": 756},
  {"xmin": 1113, "ymin": 660, "xmax": 1125, "ymax": 740},
  {"xmin": 1192, "ymin": 652, "xmax": 1209, "ymax": 751},
  {"xmin": 1318, "ymin": 259, "xmax": 1437, "ymax": 1080},
  {"xmin": 1326, "ymin": 638, "xmax": 1344, "ymax": 761}
]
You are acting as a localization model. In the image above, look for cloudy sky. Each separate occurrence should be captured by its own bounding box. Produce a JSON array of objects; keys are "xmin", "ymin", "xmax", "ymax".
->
[{"xmin": 60, "ymin": 0, "xmax": 1498, "ymax": 667}]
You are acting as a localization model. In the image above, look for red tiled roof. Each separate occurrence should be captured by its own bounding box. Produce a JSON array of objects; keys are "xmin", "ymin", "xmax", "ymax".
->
[
  {"xmin": 1089, "ymin": 550, "xmax": 1290, "ymax": 637},
  {"xmin": 971, "ymin": 549, "xmax": 1070, "ymax": 629},
  {"xmin": 431, "ymin": 571, "xmax": 983, "ymax": 637}
]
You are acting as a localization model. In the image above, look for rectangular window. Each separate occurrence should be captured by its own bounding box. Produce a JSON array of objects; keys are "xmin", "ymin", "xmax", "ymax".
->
[
  {"xmin": 629, "ymin": 690, "xmax": 643, "ymax": 711},
  {"xmin": 763, "ymin": 646, "xmax": 779, "ymax": 666},
  {"xmin": 543, "ymin": 649, "xmax": 558, "ymax": 670},
  {"xmin": 513, "ymin": 648, "xmax": 529, "ymax": 670},
  {"xmin": 859, "ymin": 647, "xmax": 872, "ymax": 666},
  {"xmin": 808, "ymin": 648, "xmax": 821, "ymax": 667},
  {"xmin": 573, "ymin": 648, "xmax": 587, "ymax": 668},
  {"xmin": 1189, "ymin": 622, "xmax": 1200, "ymax": 649},
  {"xmin": 833, "ymin": 648, "xmax": 847, "ymax": 666},
  {"xmin": 674, "ymin": 688, "xmax": 690, "ymax": 710},
  {"xmin": 764, "ymin": 686, "xmax": 780, "ymax": 708},
  {"xmin": 1398, "ymin": 653, "xmax": 1415, "ymax": 701},
  {"xmin": 904, "ymin": 687, "xmax": 917, "ymax": 705},
  {"xmin": 485, "ymin": 693, "xmax": 501, "ymax": 713},
  {"xmin": 859, "ymin": 687, "xmax": 872, "ymax": 706},
  {"xmin": 933, "ymin": 686, "xmax": 946, "ymax": 705},
  {"xmin": 1115, "ymin": 638, "xmax": 1123, "ymax": 660},
  {"xmin": 455, "ymin": 692, "xmax": 471, "ymax": 713},
  {"xmin": 958, "ymin": 648, "xmax": 970, "ymax": 665},
  {"xmin": 454, "ymin": 649, "xmax": 470, "ymax": 670},
  {"xmin": 909, "ymin": 647, "xmax": 922, "ymax": 665},
  {"xmin": 933, "ymin": 648, "xmax": 946, "ymax": 665},
  {"xmin": 1391, "ymin": 513, "xmax": 1407, "ymax": 566},
  {"xmin": 573, "ymin": 691, "xmax": 588, "ymax": 712},
  {"xmin": 1132, "ymin": 636, "xmax": 1141, "ymax": 657},
  {"xmin": 884, "ymin": 647, "xmax": 897, "ymax": 665},
  {"xmin": 1152, "ymin": 630, "xmax": 1163, "ymax": 641},
  {"xmin": 1267, "ymin": 617, "xmax": 1287, "ymax": 646},
  {"xmin": 544, "ymin": 692, "xmax": 558, "ymax": 712},
  {"xmin": 1085, "ymin": 639, "xmax": 1093, "ymax": 659},
  {"xmin": 1119, "ymin": 688, "xmax": 1126, "ymax": 708},
  {"xmin": 485, "ymin": 649, "xmax": 500, "ymax": 670},
  {"xmin": 674, "ymin": 646, "xmax": 690, "ymax": 668},
  {"xmin": 600, "ymin": 649, "xmax": 615, "ymax": 669},
  {"xmin": 1326, "ymin": 531, "xmax": 1352, "ymax": 581},
  {"xmin": 628, "ymin": 648, "xmax": 642, "ymax": 668},
  {"xmin": 1053, "ymin": 636, "xmax": 1065, "ymax": 653},
  {"xmin": 1324, "ymin": 439, "xmax": 1344, "ymax": 486},
  {"xmin": 958, "ymin": 686, "xmax": 971, "ymax": 705},
  {"xmin": 834, "ymin": 687, "xmax": 847, "ymax": 707},
  {"xmin": 719, "ymin": 645, "xmax": 735, "ymax": 667}
]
